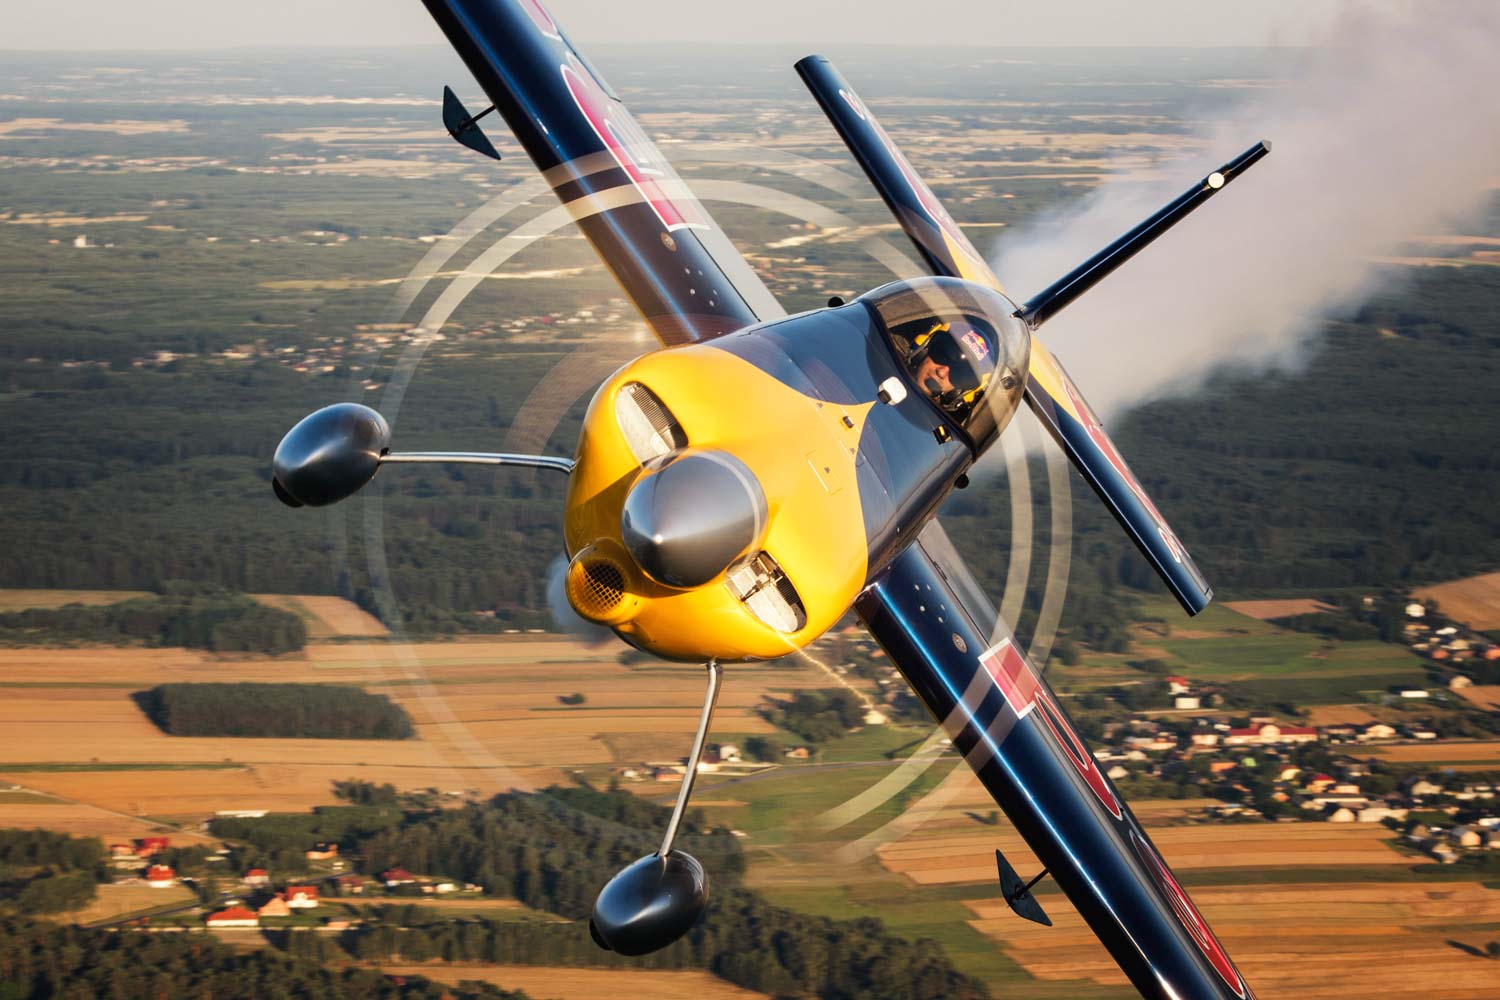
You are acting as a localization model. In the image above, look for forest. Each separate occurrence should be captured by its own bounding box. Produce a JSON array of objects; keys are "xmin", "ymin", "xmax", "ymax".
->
[
  {"xmin": 4, "ymin": 259, "xmax": 1500, "ymax": 647},
  {"xmin": 212, "ymin": 785, "xmax": 987, "ymax": 1000},
  {"xmin": 0, "ymin": 913, "xmax": 526, "ymax": 1000},
  {"xmin": 136, "ymin": 683, "xmax": 413, "ymax": 740}
]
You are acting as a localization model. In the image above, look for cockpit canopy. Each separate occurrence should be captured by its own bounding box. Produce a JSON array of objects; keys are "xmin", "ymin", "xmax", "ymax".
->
[{"xmin": 860, "ymin": 276, "xmax": 1030, "ymax": 446}]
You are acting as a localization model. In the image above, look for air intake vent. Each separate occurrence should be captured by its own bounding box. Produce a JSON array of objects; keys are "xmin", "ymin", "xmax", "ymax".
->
[
  {"xmin": 725, "ymin": 552, "xmax": 807, "ymax": 633},
  {"xmin": 569, "ymin": 556, "xmax": 626, "ymax": 620},
  {"xmin": 616, "ymin": 382, "xmax": 687, "ymax": 463}
]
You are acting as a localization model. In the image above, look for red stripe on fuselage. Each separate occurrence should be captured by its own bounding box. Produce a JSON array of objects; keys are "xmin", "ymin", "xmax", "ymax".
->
[
  {"xmin": 1130, "ymin": 828, "xmax": 1251, "ymax": 998},
  {"xmin": 979, "ymin": 639, "xmax": 1122, "ymax": 821},
  {"xmin": 560, "ymin": 54, "xmax": 709, "ymax": 233}
]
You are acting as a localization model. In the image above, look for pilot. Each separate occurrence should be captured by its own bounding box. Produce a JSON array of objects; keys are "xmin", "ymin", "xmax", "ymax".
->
[{"xmin": 906, "ymin": 319, "xmax": 1000, "ymax": 415}]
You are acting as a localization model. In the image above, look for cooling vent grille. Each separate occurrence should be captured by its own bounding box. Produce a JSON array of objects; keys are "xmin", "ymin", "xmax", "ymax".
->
[
  {"xmin": 616, "ymin": 382, "xmax": 687, "ymax": 463},
  {"xmin": 569, "ymin": 557, "xmax": 625, "ymax": 619}
]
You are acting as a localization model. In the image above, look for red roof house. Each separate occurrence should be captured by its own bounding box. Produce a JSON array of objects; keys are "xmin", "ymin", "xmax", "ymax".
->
[
  {"xmin": 243, "ymin": 868, "xmax": 270, "ymax": 886},
  {"xmin": 145, "ymin": 865, "xmax": 176, "ymax": 887},
  {"xmin": 381, "ymin": 867, "xmax": 416, "ymax": 886},
  {"xmin": 134, "ymin": 836, "xmax": 170, "ymax": 858},
  {"xmin": 206, "ymin": 906, "xmax": 260, "ymax": 928}
]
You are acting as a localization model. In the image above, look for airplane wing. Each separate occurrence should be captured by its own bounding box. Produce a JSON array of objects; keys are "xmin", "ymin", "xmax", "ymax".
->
[
  {"xmin": 421, "ymin": 0, "xmax": 786, "ymax": 345},
  {"xmin": 796, "ymin": 55, "xmax": 1244, "ymax": 614},
  {"xmin": 855, "ymin": 528, "xmax": 1255, "ymax": 1000}
]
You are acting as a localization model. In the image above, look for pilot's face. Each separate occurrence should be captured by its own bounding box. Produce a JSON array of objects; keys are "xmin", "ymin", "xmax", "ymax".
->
[{"xmin": 915, "ymin": 355, "xmax": 953, "ymax": 398}]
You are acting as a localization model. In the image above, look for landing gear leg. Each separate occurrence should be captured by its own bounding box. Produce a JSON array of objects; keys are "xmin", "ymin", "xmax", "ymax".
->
[{"xmin": 589, "ymin": 660, "xmax": 722, "ymax": 956}]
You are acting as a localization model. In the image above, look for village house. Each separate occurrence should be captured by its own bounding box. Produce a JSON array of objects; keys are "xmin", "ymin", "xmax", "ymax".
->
[
  {"xmin": 335, "ymin": 874, "xmax": 366, "ymax": 895},
  {"xmin": 145, "ymin": 865, "xmax": 176, "ymax": 888},
  {"xmin": 1189, "ymin": 730, "xmax": 1220, "ymax": 748},
  {"xmin": 784, "ymin": 746, "xmax": 812, "ymax": 760},
  {"xmin": 304, "ymin": 842, "xmax": 339, "ymax": 861},
  {"xmin": 205, "ymin": 906, "xmax": 259, "ymax": 928},
  {"xmin": 1224, "ymin": 723, "xmax": 1319, "ymax": 747},
  {"xmin": 134, "ymin": 836, "xmax": 170, "ymax": 858},
  {"xmin": 1406, "ymin": 778, "xmax": 1444, "ymax": 799},
  {"xmin": 284, "ymin": 886, "xmax": 319, "ymax": 909},
  {"xmin": 1360, "ymin": 723, "xmax": 1397, "ymax": 741},
  {"xmin": 243, "ymin": 869, "xmax": 270, "ymax": 887},
  {"xmin": 381, "ymin": 868, "xmax": 417, "ymax": 888},
  {"xmin": 257, "ymin": 894, "xmax": 290, "ymax": 918}
]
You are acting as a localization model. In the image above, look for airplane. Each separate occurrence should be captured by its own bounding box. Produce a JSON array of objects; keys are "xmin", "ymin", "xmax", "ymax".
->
[{"xmin": 271, "ymin": 2, "xmax": 1269, "ymax": 997}]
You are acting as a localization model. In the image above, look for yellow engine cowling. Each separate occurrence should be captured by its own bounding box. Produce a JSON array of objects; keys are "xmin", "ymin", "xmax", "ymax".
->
[{"xmin": 563, "ymin": 343, "xmax": 872, "ymax": 662}]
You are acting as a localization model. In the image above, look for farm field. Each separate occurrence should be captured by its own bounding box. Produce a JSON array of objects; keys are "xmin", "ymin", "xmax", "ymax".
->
[
  {"xmin": 1222, "ymin": 599, "xmax": 1335, "ymax": 620},
  {"xmin": 249, "ymin": 594, "xmax": 389, "ymax": 638},
  {"xmin": 1359, "ymin": 740, "xmax": 1500, "ymax": 766},
  {"xmin": 1457, "ymin": 685, "xmax": 1500, "ymax": 711},
  {"xmin": 966, "ymin": 880, "xmax": 1500, "ymax": 999},
  {"xmin": 0, "ymin": 636, "xmax": 856, "ymax": 825},
  {"xmin": 56, "ymin": 882, "xmax": 196, "ymax": 925},
  {"xmin": 875, "ymin": 821, "xmax": 1410, "ymax": 887},
  {"xmin": 1414, "ymin": 571, "xmax": 1500, "ymax": 630},
  {"xmin": 370, "ymin": 964, "xmax": 769, "ymax": 1000}
]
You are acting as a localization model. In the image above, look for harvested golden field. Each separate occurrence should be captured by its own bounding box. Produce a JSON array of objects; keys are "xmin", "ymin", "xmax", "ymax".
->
[
  {"xmin": 1413, "ymin": 572, "xmax": 1500, "ymax": 630},
  {"xmin": 877, "ymin": 823, "xmax": 1405, "ymax": 886},
  {"xmin": 1361, "ymin": 740, "xmax": 1500, "ymax": 765},
  {"xmin": 0, "ymin": 799, "xmax": 213, "ymax": 846},
  {"xmin": 1223, "ymin": 599, "xmax": 1334, "ymax": 620},
  {"xmin": 250, "ymin": 594, "xmax": 389, "ymax": 638},
  {"xmin": 1304, "ymin": 704, "xmax": 1380, "ymax": 726},
  {"xmin": 0, "ymin": 638, "xmax": 850, "ymax": 820},
  {"xmin": 57, "ymin": 882, "xmax": 195, "ymax": 925},
  {"xmin": 967, "ymin": 881, "xmax": 1500, "ymax": 999},
  {"xmin": 1457, "ymin": 685, "xmax": 1500, "ymax": 711},
  {"xmin": 372, "ymin": 964, "xmax": 767, "ymax": 1000}
]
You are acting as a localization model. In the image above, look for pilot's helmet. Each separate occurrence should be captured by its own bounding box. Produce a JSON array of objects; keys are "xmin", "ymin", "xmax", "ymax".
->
[{"xmin": 912, "ymin": 319, "xmax": 1000, "ymax": 410}]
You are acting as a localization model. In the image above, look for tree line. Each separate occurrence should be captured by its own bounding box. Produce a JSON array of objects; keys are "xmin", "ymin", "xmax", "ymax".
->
[
  {"xmin": 0, "ymin": 581, "xmax": 306, "ymax": 655},
  {"xmin": 212, "ymin": 785, "xmax": 988, "ymax": 1000},
  {"xmin": 0, "ymin": 912, "xmax": 527, "ymax": 1000},
  {"xmin": 136, "ymin": 683, "xmax": 412, "ymax": 740}
]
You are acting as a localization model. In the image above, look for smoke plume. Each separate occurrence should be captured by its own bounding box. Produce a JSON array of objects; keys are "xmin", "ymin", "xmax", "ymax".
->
[{"xmin": 990, "ymin": 2, "xmax": 1500, "ymax": 421}]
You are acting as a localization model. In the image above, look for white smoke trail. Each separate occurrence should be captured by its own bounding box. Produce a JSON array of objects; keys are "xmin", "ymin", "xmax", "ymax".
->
[{"xmin": 991, "ymin": 1, "xmax": 1500, "ymax": 421}]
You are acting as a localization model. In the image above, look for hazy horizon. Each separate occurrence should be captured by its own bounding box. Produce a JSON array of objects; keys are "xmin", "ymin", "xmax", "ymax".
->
[{"xmin": 4, "ymin": 0, "xmax": 1411, "ymax": 51}]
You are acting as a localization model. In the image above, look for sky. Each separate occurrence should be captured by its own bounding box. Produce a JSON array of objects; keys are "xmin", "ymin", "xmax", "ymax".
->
[{"xmin": 3, "ymin": 0, "xmax": 1413, "ymax": 50}]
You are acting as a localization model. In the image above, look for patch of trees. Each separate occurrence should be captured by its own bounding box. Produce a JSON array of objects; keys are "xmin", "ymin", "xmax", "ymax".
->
[
  {"xmin": 336, "ymin": 891, "xmax": 984, "ymax": 1000},
  {"xmin": 762, "ymin": 689, "xmax": 868, "ymax": 743},
  {"xmin": 0, "ymin": 829, "xmax": 108, "ymax": 916},
  {"xmin": 0, "ymin": 581, "xmax": 305, "ymax": 654},
  {"xmin": 221, "ymin": 785, "xmax": 987, "ymax": 1000},
  {"xmin": 0, "ymin": 913, "xmax": 526, "ymax": 999},
  {"xmin": 136, "ymin": 682, "xmax": 413, "ymax": 739}
]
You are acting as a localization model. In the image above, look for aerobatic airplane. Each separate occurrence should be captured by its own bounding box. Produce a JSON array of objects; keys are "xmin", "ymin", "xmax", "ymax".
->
[{"xmin": 272, "ymin": 2, "xmax": 1269, "ymax": 996}]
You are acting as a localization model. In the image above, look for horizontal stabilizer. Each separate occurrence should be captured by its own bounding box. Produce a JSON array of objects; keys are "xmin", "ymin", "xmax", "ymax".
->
[
  {"xmin": 996, "ymin": 849, "xmax": 1052, "ymax": 926},
  {"xmin": 442, "ymin": 85, "xmax": 502, "ymax": 161}
]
